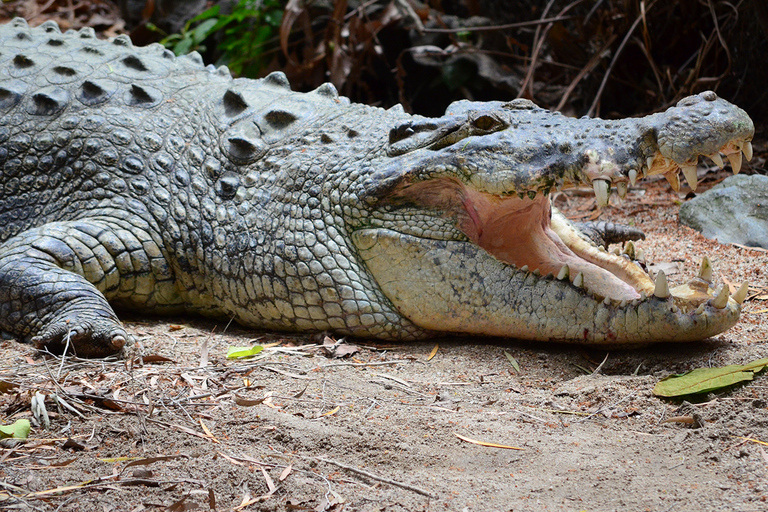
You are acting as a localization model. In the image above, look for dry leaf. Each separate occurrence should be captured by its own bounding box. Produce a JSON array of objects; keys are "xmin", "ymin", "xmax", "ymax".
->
[
  {"xmin": 199, "ymin": 419, "xmax": 219, "ymax": 443},
  {"xmin": 427, "ymin": 344, "xmax": 439, "ymax": 361},
  {"xmin": 0, "ymin": 380, "xmax": 19, "ymax": 394},
  {"xmin": 279, "ymin": 464, "xmax": 293, "ymax": 481},
  {"xmin": 261, "ymin": 467, "xmax": 276, "ymax": 493},
  {"xmin": 137, "ymin": 355, "xmax": 176, "ymax": 364},
  {"xmin": 453, "ymin": 432, "xmax": 524, "ymax": 450},
  {"xmin": 233, "ymin": 394, "xmax": 266, "ymax": 407},
  {"xmin": 321, "ymin": 406, "xmax": 340, "ymax": 417}
]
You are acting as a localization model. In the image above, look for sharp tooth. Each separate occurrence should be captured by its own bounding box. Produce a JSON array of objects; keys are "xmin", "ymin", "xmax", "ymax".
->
[
  {"xmin": 557, "ymin": 265, "xmax": 569, "ymax": 280},
  {"xmin": 603, "ymin": 297, "xmax": 611, "ymax": 306},
  {"xmin": 573, "ymin": 272, "xmax": 584, "ymax": 288},
  {"xmin": 628, "ymin": 169, "xmax": 638, "ymax": 186},
  {"xmin": 617, "ymin": 181, "xmax": 628, "ymax": 199},
  {"xmin": 653, "ymin": 270, "xmax": 670, "ymax": 299},
  {"xmin": 646, "ymin": 156, "xmax": 655, "ymax": 171},
  {"xmin": 520, "ymin": 265, "xmax": 529, "ymax": 272},
  {"xmin": 593, "ymin": 179, "xmax": 610, "ymax": 207},
  {"xmin": 726, "ymin": 152, "xmax": 742, "ymax": 174},
  {"xmin": 664, "ymin": 171, "xmax": 681, "ymax": 192},
  {"xmin": 695, "ymin": 303, "xmax": 706, "ymax": 315},
  {"xmin": 635, "ymin": 248, "xmax": 645, "ymax": 263},
  {"xmin": 698, "ymin": 256, "xmax": 713, "ymax": 283},
  {"xmin": 639, "ymin": 291, "xmax": 647, "ymax": 301},
  {"xmin": 681, "ymin": 164, "xmax": 698, "ymax": 191},
  {"xmin": 743, "ymin": 141, "xmax": 753, "ymax": 161},
  {"xmin": 532, "ymin": 269, "xmax": 541, "ymax": 276},
  {"xmin": 622, "ymin": 240, "xmax": 636, "ymax": 259},
  {"xmin": 711, "ymin": 284, "xmax": 729, "ymax": 309},
  {"xmin": 733, "ymin": 281, "xmax": 749, "ymax": 304},
  {"xmin": 710, "ymin": 153, "xmax": 724, "ymax": 168}
]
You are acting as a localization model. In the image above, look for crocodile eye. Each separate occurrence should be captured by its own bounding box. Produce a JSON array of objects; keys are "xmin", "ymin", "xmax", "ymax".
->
[
  {"xmin": 472, "ymin": 115, "xmax": 499, "ymax": 131},
  {"xmin": 389, "ymin": 123, "xmax": 416, "ymax": 144}
]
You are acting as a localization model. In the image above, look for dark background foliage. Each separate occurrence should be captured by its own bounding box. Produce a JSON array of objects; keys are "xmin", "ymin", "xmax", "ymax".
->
[{"xmin": 2, "ymin": 0, "xmax": 766, "ymax": 122}]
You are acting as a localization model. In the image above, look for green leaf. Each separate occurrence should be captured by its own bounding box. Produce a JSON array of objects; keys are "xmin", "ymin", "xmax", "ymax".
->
[
  {"xmin": 226, "ymin": 345, "xmax": 264, "ymax": 359},
  {"xmin": 265, "ymin": 10, "xmax": 283, "ymax": 27},
  {"xmin": 174, "ymin": 37, "xmax": 194, "ymax": 56},
  {"xmin": 504, "ymin": 351, "xmax": 520, "ymax": 373},
  {"xmin": 653, "ymin": 358, "xmax": 768, "ymax": 397},
  {"xmin": 192, "ymin": 18, "xmax": 219, "ymax": 44},
  {"xmin": 189, "ymin": 5, "xmax": 221, "ymax": 23},
  {"xmin": 0, "ymin": 419, "xmax": 30, "ymax": 439}
]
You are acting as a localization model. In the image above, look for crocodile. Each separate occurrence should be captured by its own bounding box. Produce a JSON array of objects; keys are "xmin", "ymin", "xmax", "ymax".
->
[{"xmin": 0, "ymin": 18, "xmax": 755, "ymax": 357}]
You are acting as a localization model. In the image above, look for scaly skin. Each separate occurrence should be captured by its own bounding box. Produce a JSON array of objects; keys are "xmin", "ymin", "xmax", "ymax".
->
[{"xmin": 0, "ymin": 19, "xmax": 755, "ymax": 356}]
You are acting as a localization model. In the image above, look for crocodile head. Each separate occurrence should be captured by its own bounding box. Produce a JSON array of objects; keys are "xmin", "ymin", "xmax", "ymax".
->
[{"xmin": 349, "ymin": 91, "xmax": 754, "ymax": 344}]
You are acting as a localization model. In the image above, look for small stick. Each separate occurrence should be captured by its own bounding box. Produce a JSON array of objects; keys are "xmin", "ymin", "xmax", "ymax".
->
[
  {"xmin": 316, "ymin": 457, "xmax": 437, "ymax": 498},
  {"xmin": 319, "ymin": 360, "xmax": 413, "ymax": 369},
  {"xmin": 421, "ymin": 15, "xmax": 576, "ymax": 33},
  {"xmin": 591, "ymin": 352, "xmax": 609, "ymax": 376}
]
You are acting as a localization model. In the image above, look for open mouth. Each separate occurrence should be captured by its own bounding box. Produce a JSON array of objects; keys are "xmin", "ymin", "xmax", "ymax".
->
[{"xmin": 386, "ymin": 138, "xmax": 753, "ymax": 315}]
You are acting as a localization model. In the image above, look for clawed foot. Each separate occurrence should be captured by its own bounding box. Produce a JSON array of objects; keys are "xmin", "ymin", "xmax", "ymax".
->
[{"xmin": 31, "ymin": 317, "xmax": 130, "ymax": 358}]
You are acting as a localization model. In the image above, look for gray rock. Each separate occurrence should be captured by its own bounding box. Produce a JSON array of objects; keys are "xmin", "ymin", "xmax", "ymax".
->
[{"xmin": 679, "ymin": 174, "xmax": 768, "ymax": 248}]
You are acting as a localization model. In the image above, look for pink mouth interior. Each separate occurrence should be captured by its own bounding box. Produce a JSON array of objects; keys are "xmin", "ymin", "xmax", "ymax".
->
[{"xmin": 391, "ymin": 178, "xmax": 643, "ymax": 301}]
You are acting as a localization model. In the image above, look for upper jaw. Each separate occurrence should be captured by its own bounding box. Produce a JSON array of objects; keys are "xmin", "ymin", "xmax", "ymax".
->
[{"xmin": 583, "ymin": 91, "xmax": 754, "ymax": 203}]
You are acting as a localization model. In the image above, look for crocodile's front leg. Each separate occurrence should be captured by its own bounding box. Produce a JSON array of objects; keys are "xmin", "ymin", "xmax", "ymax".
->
[{"xmin": 0, "ymin": 219, "xmax": 180, "ymax": 357}]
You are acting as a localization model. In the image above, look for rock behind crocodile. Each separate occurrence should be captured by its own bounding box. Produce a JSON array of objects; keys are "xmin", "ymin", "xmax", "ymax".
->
[
  {"xmin": 680, "ymin": 174, "xmax": 768, "ymax": 249},
  {"xmin": 0, "ymin": 18, "xmax": 755, "ymax": 356}
]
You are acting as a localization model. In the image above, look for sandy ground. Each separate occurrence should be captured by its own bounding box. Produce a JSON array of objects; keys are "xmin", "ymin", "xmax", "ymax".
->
[{"xmin": 1, "ymin": 173, "xmax": 767, "ymax": 512}]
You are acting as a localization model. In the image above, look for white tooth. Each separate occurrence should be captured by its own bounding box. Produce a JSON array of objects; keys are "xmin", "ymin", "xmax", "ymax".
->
[
  {"xmin": 635, "ymin": 248, "xmax": 645, "ymax": 263},
  {"xmin": 695, "ymin": 303, "xmax": 706, "ymax": 315},
  {"xmin": 532, "ymin": 269, "xmax": 541, "ymax": 276},
  {"xmin": 612, "ymin": 247, "xmax": 621, "ymax": 256},
  {"xmin": 664, "ymin": 171, "xmax": 681, "ymax": 192},
  {"xmin": 710, "ymin": 153, "xmax": 724, "ymax": 168},
  {"xmin": 681, "ymin": 164, "xmax": 698, "ymax": 191},
  {"xmin": 619, "ymin": 300, "xmax": 627, "ymax": 308},
  {"xmin": 628, "ymin": 169, "xmax": 638, "ymax": 186},
  {"xmin": 743, "ymin": 141, "xmax": 753, "ymax": 161},
  {"xmin": 726, "ymin": 152, "xmax": 742, "ymax": 174},
  {"xmin": 622, "ymin": 240, "xmax": 636, "ymax": 259},
  {"xmin": 603, "ymin": 297, "xmax": 611, "ymax": 306},
  {"xmin": 698, "ymin": 256, "xmax": 713, "ymax": 283},
  {"xmin": 646, "ymin": 156, "xmax": 655, "ymax": 171},
  {"xmin": 653, "ymin": 270, "xmax": 670, "ymax": 299},
  {"xmin": 593, "ymin": 179, "xmax": 610, "ymax": 207},
  {"xmin": 639, "ymin": 291, "xmax": 647, "ymax": 301},
  {"xmin": 520, "ymin": 265, "xmax": 529, "ymax": 272},
  {"xmin": 733, "ymin": 281, "xmax": 749, "ymax": 304},
  {"xmin": 557, "ymin": 265, "xmax": 569, "ymax": 280},
  {"xmin": 711, "ymin": 284, "xmax": 729, "ymax": 309},
  {"xmin": 573, "ymin": 272, "xmax": 584, "ymax": 288},
  {"xmin": 617, "ymin": 181, "xmax": 628, "ymax": 199}
]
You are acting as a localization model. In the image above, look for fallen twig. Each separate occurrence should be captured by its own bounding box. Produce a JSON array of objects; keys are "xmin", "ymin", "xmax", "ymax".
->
[{"xmin": 316, "ymin": 457, "xmax": 437, "ymax": 498}]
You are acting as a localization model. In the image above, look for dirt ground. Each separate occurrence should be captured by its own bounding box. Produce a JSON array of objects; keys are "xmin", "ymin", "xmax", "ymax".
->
[{"xmin": 1, "ymin": 172, "xmax": 767, "ymax": 512}]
